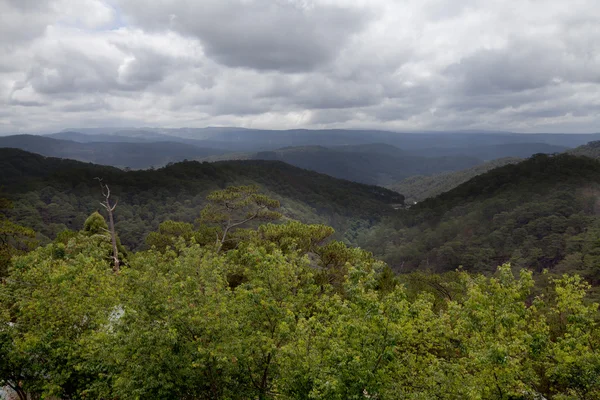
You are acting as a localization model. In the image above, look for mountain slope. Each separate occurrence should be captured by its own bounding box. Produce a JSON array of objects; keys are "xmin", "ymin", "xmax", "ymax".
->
[
  {"xmin": 0, "ymin": 135, "xmax": 225, "ymax": 169},
  {"xmin": 569, "ymin": 140, "xmax": 600, "ymax": 159},
  {"xmin": 358, "ymin": 153, "xmax": 600, "ymax": 285},
  {"xmin": 205, "ymin": 144, "xmax": 483, "ymax": 186},
  {"xmin": 411, "ymin": 143, "xmax": 568, "ymax": 160},
  {"xmin": 389, "ymin": 157, "xmax": 523, "ymax": 204},
  {"xmin": 0, "ymin": 149, "xmax": 403, "ymax": 250}
]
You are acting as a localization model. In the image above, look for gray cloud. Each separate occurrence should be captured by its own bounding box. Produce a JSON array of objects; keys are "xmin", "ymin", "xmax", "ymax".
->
[
  {"xmin": 447, "ymin": 40, "xmax": 600, "ymax": 96},
  {"xmin": 117, "ymin": 0, "xmax": 372, "ymax": 72},
  {"xmin": 1, "ymin": 0, "xmax": 600, "ymax": 134}
]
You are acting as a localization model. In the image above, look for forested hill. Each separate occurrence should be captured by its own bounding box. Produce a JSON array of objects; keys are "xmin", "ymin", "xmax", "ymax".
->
[
  {"xmin": 0, "ymin": 148, "xmax": 403, "ymax": 249},
  {"xmin": 204, "ymin": 144, "xmax": 483, "ymax": 186},
  {"xmin": 388, "ymin": 157, "xmax": 522, "ymax": 204},
  {"xmin": 358, "ymin": 153, "xmax": 600, "ymax": 285},
  {"xmin": 569, "ymin": 140, "xmax": 600, "ymax": 159}
]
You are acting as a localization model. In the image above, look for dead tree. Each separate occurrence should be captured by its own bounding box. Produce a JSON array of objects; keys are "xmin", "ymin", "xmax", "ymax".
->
[{"xmin": 95, "ymin": 178, "xmax": 120, "ymax": 272}]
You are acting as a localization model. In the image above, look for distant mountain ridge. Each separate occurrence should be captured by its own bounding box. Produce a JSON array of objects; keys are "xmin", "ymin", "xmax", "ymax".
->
[
  {"xmin": 44, "ymin": 127, "xmax": 600, "ymax": 149},
  {"xmin": 0, "ymin": 135, "xmax": 226, "ymax": 169},
  {"xmin": 202, "ymin": 144, "xmax": 483, "ymax": 186},
  {"xmin": 1, "ymin": 132, "xmax": 580, "ymax": 186}
]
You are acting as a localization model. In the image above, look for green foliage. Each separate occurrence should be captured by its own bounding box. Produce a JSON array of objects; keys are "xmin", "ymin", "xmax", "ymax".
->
[
  {"xmin": 0, "ymin": 148, "xmax": 400, "ymax": 250},
  {"xmin": 2, "ymin": 214, "xmax": 599, "ymax": 399},
  {"xmin": 0, "ymin": 198, "xmax": 36, "ymax": 278},
  {"xmin": 201, "ymin": 185, "xmax": 281, "ymax": 224},
  {"xmin": 145, "ymin": 220, "xmax": 195, "ymax": 250},
  {"xmin": 361, "ymin": 154, "xmax": 600, "ymax": 285},
  {"xmin": 200, "ymin": 185, "xmax": 282, "ymax": 250},
  {"xmin": 3, "ymin": 150, "xmax": 600, "ymax": 399},
  {"xmin": 257, "ymin": 221, "xmax": 334, "ymax": 254},
  {"xmin": 0, "ymin": 232, "xmax": 121, "ymax": 398},
  {"xmin": 83, "ymin": 211, "xmax": 109, "ymax": 234}
]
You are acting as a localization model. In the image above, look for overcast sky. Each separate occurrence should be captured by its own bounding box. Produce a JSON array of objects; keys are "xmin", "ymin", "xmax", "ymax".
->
[{"xmin": 1, "ymin": 0, "xmax": 599, "ymax": 134}]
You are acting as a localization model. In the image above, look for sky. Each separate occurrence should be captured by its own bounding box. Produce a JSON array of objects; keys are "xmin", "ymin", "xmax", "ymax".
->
[{"xmin": 1, "ymin": 0, "xmax": 599, "ymax": 134}]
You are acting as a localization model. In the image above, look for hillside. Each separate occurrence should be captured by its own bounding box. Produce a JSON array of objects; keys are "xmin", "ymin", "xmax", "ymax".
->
[
  {"xmin": 204, "ymin": 144, "xmax": 483, "ymax": 186},
  {"xmin": 569, "ymin": 140, "xmax": 600, "ymax": 159},
  {"xmin": 0, "ymin": 135, "xmax": 225, "ymax": 169},
  {"xmin": 358, "ymin": 153, "xmax": 600, "ymax": 286},
  {"xmin": 411, "ymin": 143, "xmax": 567, "ymax": 160},
  {"xmin": 0, "ymin": 148, "xmax": 403, "ymax": 250},
  {"xmin": 389, "ymin": 157, "xmax": 522, "ymax": 203}
]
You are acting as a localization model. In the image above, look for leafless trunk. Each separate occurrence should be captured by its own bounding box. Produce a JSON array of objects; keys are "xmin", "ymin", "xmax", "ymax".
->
[
  {"xmin": 95, "ymin": 178, "xmax": 120, "ymax": 272},
  {"xmin": 6, "ymin": 382, "xmax": 28, "ymax": 400}
]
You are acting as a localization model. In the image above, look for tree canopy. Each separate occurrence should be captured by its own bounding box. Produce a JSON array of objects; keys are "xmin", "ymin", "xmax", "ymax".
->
[{"xmin": 1, "ymin": 186, "xmax": 599, "ymax": 399}]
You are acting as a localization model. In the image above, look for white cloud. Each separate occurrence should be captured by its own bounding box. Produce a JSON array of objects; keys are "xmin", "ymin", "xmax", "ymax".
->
[{"xmin": 1, "ymin": 0, "xmax": 600, "ymax": 134}]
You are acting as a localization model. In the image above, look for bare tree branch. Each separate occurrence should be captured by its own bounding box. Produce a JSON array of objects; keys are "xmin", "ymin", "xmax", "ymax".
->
[{"xmin": 95, "ymin": 177, "xmax": 120, "ymax": 273}]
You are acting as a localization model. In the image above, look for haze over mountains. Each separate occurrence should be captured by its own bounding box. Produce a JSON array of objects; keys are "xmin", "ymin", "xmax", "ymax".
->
[
  {"xmin": 0, "ymin": 127, "xmax": 589, "ymax": 179},
  {"xmin": 43, "ymin": 127, "xmax": 600, "ymax": 150},
  {"xmin": 0, "ymin": 135, "xmax": 226, "ymax": 170}
]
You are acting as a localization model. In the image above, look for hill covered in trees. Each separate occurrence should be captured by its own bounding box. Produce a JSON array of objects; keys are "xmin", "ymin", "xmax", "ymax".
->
[
  {"xmin": 389, "ymin": 157, "xmax": 522, "ymax": 204},
  {"xmin": 203, "ymin": 144, "xmax": 483, "ymax": 186},
  {"xmin": 359, "ymin": 153, "xmax": 600, "ymax": 288},
  {"xmin": 2, "ymin": 148, "xmax": 600, "ymax": 399},
  {"xmin": 0, "ymin": 148, "xmax": 403, "ymax": 250},
  {"xmin": 1, "ymin": 184, "xmax": 598, "ymax": 399},
  {"xmin": 570, "ymin": 140, "xmax": 600, "ymax": 159}
]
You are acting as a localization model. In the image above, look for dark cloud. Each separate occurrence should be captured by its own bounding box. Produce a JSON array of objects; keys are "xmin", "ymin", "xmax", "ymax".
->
[{"xmin": 117, "ymin": 0, "xmax": 372, "ymax": 72}]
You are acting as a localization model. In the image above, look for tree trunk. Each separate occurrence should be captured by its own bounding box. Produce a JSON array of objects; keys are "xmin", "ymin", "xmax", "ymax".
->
[
  {"xmin": 106, "ymin": 203, "xmax": 120, "ymax": 273},
  {"xmin": 95, "ymin": 178, "xmax": 120, "ymax": 272}
]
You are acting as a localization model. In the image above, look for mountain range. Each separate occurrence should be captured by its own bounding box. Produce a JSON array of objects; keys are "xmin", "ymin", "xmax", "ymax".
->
[
  {"xmin": 0, "ymin": 129, "xmax": 583, "ymax": 185},
  {"xmin": 0, "ymin": 134, "xmax": 226, "ymax": 169}
]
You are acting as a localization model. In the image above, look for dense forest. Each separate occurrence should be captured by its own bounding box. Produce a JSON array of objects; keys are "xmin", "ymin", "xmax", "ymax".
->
[
  {"xmin": 359, "ymin": 154, "xmax": 600, "ymax": 291},
  {"xmin": 1, "ymin": 147, "xmax": 600, "ymax": 399},
  {"xmin": 389, "ymin": 157, "xmax": 522, "ymax": 204},
  {"xmin": 0, "ymin": 148, "xmax": 402, "ymax": 250},
  {"xmin": 1, "ymin": 183, "xmax": 599, "ymax": 399},
  {"xmin": 208, "ymin": 144, "xmax": 483, "ymax": 186}
]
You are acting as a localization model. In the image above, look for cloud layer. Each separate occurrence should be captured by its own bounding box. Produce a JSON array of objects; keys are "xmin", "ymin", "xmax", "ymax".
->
[{"xmin": 1, "ymin": 0, "xmax": 599, "ymax": 134}]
